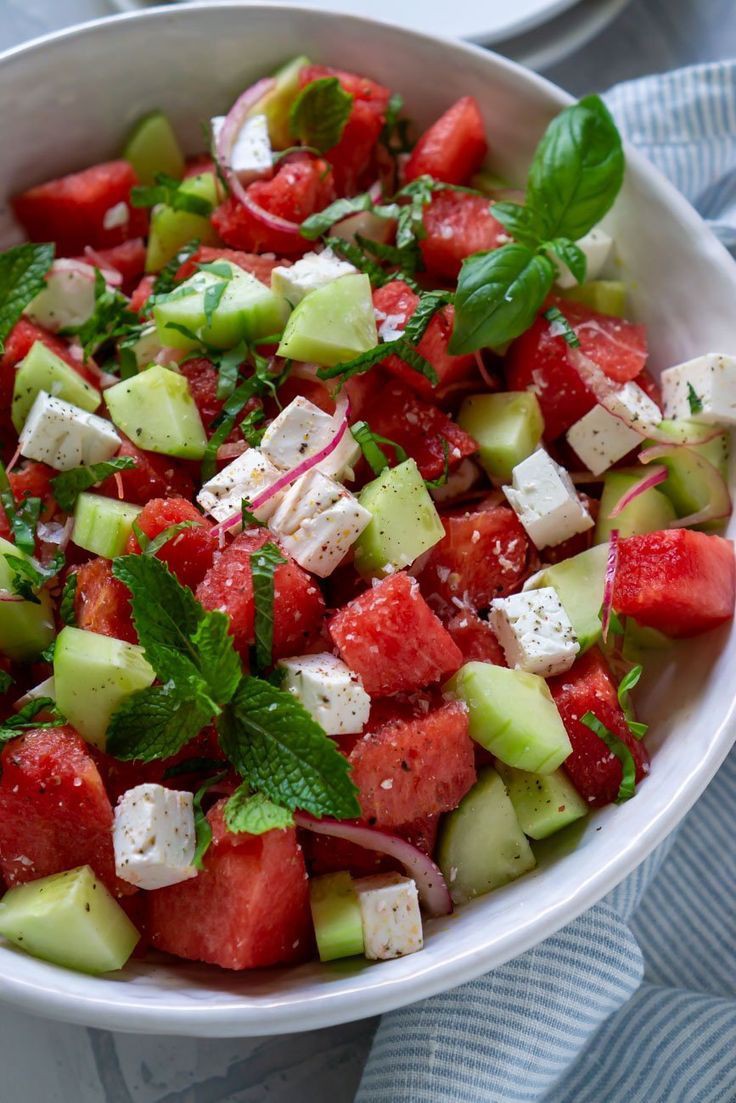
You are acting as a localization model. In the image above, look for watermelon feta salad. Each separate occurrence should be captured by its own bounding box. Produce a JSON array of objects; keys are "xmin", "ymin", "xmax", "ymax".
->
[{"xmin": 0, "ymin": 58, "xmax": 733, "ymax": 977}]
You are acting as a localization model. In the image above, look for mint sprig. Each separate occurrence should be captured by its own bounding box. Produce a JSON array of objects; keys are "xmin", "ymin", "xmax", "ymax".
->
[
  {"xmin": 192, "ymin": 771, "xmax": 227, "ymax": 869},
  {"xmin": 250, "ymin": 542, "xmax": 286, "ymax": 672},
  {"xmin": 131, "ymin": 174, "xmax": 213, "ymax": 217},
  {"xmin": 106, "ymin": 684, "xmax": 212, "ymax": 763},
  {"xmin": 0, "ymin": 243, "xmax": 54, "ymax": 353},
  {"xmin": 289, "ymin": 77, "xmax": 353, "ymax": 153},
  {"xmin": 351, "ymin": 420, "xmax": 408, "ymax": 475},
  {"xmin": 59, "ymin": 573, "xmax": 77, "ymax": 626},
  {"xmin": 51, "ymin": 457, "xmax": 136, "ymax": 513},
  {"xmin": 581, "ymin": 710, "xmax": 636, "ymax": 802},
  {"xmin": 224, "ymin": 783, "xmax": 294, "ymax": 836},
  {"xmin": 62, "ymin": 269, "xmax": 140, "ymax": 360}
]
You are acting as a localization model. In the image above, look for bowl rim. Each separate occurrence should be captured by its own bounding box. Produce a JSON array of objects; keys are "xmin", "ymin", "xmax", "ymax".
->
[{"xmin": 0, "ymin": 1, "xmax": 735, "ymax": 1037}]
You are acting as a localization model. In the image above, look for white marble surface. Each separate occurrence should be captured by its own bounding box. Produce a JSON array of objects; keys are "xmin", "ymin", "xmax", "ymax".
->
[{"xmin": 0, "ymin": 1, "xmax": 733, "ymax": 1099}]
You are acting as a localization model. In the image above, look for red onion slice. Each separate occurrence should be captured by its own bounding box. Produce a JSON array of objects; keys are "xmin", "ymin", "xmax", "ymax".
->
[
  {"xmin": 81, "ymin": 248, "xmax": 123, "ymax": 287},
  {"xmin": 473, "ymin": 350, "xmax": 501, "ymax": 391},
  {"xmin": 608, "ymin": 465, "xmax": 668, "ymax": 519},
  {"xmin": 601, "ymin": 528, "xmax": 620, "ymax": 643},
  {"xmin": 0, "ymin": 591, "xmax": 24, "ymax": 604},
  {"xmin": 294, "ymin": 813, "xmax": 453, "ymax": 917},
  {"xmin": 639, "ymin": 444, "xmax": 732, "ymax": 528}
]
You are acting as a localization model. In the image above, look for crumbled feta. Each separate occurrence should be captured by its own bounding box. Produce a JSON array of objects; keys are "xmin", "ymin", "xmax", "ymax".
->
[
  {"xmin": 260, "ymin": 395, "xmax": 360, "ymax": 481},
  {"xmin": 102, "ymin": 202, "xmax": 130, "ymax": 231},
  {"xmin": 553, "ymin": 226, "xmax": 613, "ymax": 289},
  {"xmin": 566, "ymin": 403, "xmax": 642, "ymax": 475},
  {"xmin": 19, "ymin": 391, "xmax": 121, "ymax": 471},
  {"xmin": 602, "ymin": 381, "xmax": 661, "ymax": 433},
  {"xmin": 660, "ymin": 353, "xmax": 736, "ymax": 425},
  {"xmin": 503, "ymin": 449, "xmax": 593, "ymax": 549},
  {"xmin": 489, "ymin": 587, "xmax": 579, "ymax": 677},
  {"xmin": 374, "ymin": 309, "xmax": 406, "ymax": 343},
  {"xmin": 269, "ymin": 468, "xmax": 371, "ymax": 577},
  {"xmin": 271, "ymin": 248, "xmax": 357, "ymax": 307},
  {"xmin": 278, "ymin": 652, "xmax": 370, "ymax": 735},
  {"xmin": 353, "ymin": 873, "xmax": 423, "ymax": 960},
  {"xmin": 211, "ymin": 111, "xmax": 272, "ymax": 185},
  {"xmin": 25, "ymin": 259, "xmax": 97, "ymax": 332},
  {"xmin": 197, "ymin": 448, "xmax": 284, "ymax": 523},
  {"xmin": 113, "ymin": 784, "xmax": 197, "ymax": 891}
]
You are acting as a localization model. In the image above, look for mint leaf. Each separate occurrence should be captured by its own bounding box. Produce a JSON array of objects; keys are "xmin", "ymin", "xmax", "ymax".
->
[
  {"xmin": 289, "ymin": 77, "xmax": 353, "ymax": 153},
  {"xmin": 250, "ymin": 543, "xmax": 286, "ymax": 672},
  {"xmin": 316, "ymin": 333, "xmax": 437, "ymax": 386},
  {"xmin": 51, "ymin": 457, "xmax": 136, "ymax": 513},
  {"xmin": 214, "ymin": 340, "xmax": 249, "ymax": 401},
  {"xmin": 527, "ymin": 95, "xmax": 624, "ymax": 243},
  {"xmin": 62, "ymin": 269, "xmax": 140, "ymax": 360},
  {"xmin": 106, "ymin": 684, "xmax": 211, "ymax": 762},
  {"xmin": 152, "ymin": 239, "xmax": 200, "ymax": 296},
  {"xmin": 450, "ymin": 244, "xmax": 555, "ymax": 354},
  {"xmin": 240, "ymin": 407, "xmax": 265, "ymax": 447},
  {"xmin": 545, "ymin": 238, "xmax": 587, "ymax": 285},
  {"xmin": 687, "ymin": 383, "xmax": 703, "ymax": 415},
  {"xmin": 301, "ymin": 194, "xmax": 374, "ymax": 240},
  {"xmin": 60, "ymin": 572, "xmax": 77, "ymax": 626},
  {"xmin": 218, "ymin": 676, "xmax": 360, "ymax": 819},
  {"xmin": 544, "ymin": 305, "xmax": 581, "ymax": 348},
  {"xmin": 581, "ymin": 710, "xmax": 637, "ymax": 802},
  {"xmin": 617, "ymin": 664, "xmax": 648, "ymax": 740},
  {"xmin": 0, "ymin": 243, "xmax": 54, "ymax": 353},
  {"xmin": 5, "ymin": 555, "xmax": 47, "ymax": 604},
  {"xmin": 350, "ymin": 420, "xmax": 408, "ymax": 475},
  {"xmin": 491, "ymin": 200, "xmax": 545, "ymax": 249},
  {"xmin": 354, "ymin": 234, "xmax": 420, "ymax": 280},
  {"xmin": 131, "ymin": 174, "xmax": 213, "ymax": 217},
  {"xmin": 224, "ymin": 783, "xmax": 294, "ymax": 836},
  {"xmin": 323, "ymin": 236, "xmax": 389, "ymax": 287},
  {"xmin": 0, "ymin": 698, "xmax": 64, "ymax": 744},
  {"xmin": 190, "ymin": 614, "xmax": 242, "ymax": 707},
  {"xmin": 192, "ymin": 771, "xmax": 227, "ymax": 869},
  {"xmin": 403, "ymin": 290, "xmax": 452, "ymax": 345},
  {"xmin": 141, "ymin": 519, "xmax": 201, "ymax": 557}
]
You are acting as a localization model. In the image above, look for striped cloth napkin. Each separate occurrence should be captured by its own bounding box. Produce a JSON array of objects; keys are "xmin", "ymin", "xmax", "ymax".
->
[{"xmin": 355, "ymin": 62, "xmax": 736, "ymax": 1103}]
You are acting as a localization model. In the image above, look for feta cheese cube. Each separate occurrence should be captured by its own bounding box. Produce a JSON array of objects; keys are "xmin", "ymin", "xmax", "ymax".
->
[
  {"xmin": 260, "ymin": 395, "xmax": 361, "ymax": 481},
  {"xmin": 271, "ymin": 248, "xmax": 358, "ymax": 308},
  {"xmin": 279, "ymin": 652, "xmax": 370, "ymax": 735},
  {"xmin": 197, "ymin": 448, "xmax": 284, "ymax": 522},
  {"xmin": 211, "ymin": 112, "xmax": 272, "ymax": 185},
  {"xmin": 566, "ymin": 403, "xmax": 642, "ymax": 475},
  {"xmin": 353, "ymin": 872, "xmax": 423, "ymax": 960},
  {"xmin": 269, "ymin": 469, "xmax": 371, "ymax": 577},
  {"xmin": 113, "ymin": 784, "xmax": 197, "ymax": 891},
  {"xmin": 503, "ymin": 449, "xmax": 593, "ymax": 549},
  {"xmin": 19, "ymin": 391, "xmax": 121, "ymax": 471},
  {"xmin": 553, "ymin": 226, "xmax": 613, "ymax": 289},
  {"xmin": 102, "ymin": 201, "xmax": 130, "ymax": 231},
  {"xmin": 660, "ymin": 353, "xmax": 736, "ymax": 425},
  {"xmin": 602, "ymin": 381, "xmax": 661, "ymax": 433},
  {"xmin": 25, "ymin": 259, "xmax": 97, "ymax": 332},
  {"xmin": 489, "ymin": 587, "xmax": 579, "ymax": 677}
]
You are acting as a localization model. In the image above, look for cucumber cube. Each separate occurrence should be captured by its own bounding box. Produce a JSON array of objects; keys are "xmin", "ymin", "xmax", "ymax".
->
[
  {"xmin": 0, "ymin": 865, "xmax": 139, "ymax": 974},
  {"xmin": 526, "ymin": 542, "xmax": 610, "ymax": 652},
  {"xmin": 438, "ymin": 768, "xmax": 536, "ymax": 904},
  {"xmin": 596, "ymin": 468, "xmax": 676, "ymax": 543},
  {"xmin": 446, "ymin": 662, "xmax": 572, "ymax": 774},
  {"xmin": 145, "ymin": 172, "xmax": 220, "ymax": 272},
  {"xmin": 12, "ymin": 341, "xmax": 100, "ymax": 432},
  {"xmin": 309, "ymin": 871, "xmax": 364, "ymax": 962},
  {"xmin": 72, "ymin": 493, "xmax": 141, "ymax": 559},
  {"xmin": 154, "ymin": 261, "xmax": 289, "ymax": 351},
  {"xmin": 559, "ymin": 280, "xmax": 628, "ymax": 318},
  {"xmin": 277, "ymin": 273, "xmax": 378, "ymax": 367},
  {"xmin": 105, "ymin": 364, "xmax": 208, "ymax": 460},
  {"xmin": 251, "ymin": 55, "xmax": 311, "ymax": 148},
  {"xmin": 123, "ymin": 110, "xmax": 185, "ymax": 185},
  {"xmin": 54, "ymin": 626, "xmax": 155, "ymax": 748},
  {"xmin": 354, "ymin": 459, "xmax": 444, "ymax": 578},
  {"xmin": 495, "ymin": 764, "xmax": 588, "ymax": 840},
  {"xmin": 0, "ymin": 537, "xmax": 55, "ymax": 660},
  {"xmin": 645, "ymin": 419, "xmax": 730, "ymax": 531},
  {"xmin": 458, "ymin": 392, "xmax": 544, "ymax": 483}
]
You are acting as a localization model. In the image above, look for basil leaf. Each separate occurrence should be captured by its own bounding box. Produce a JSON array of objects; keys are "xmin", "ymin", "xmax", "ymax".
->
[
  {"xmin": 450, "ymin": 244, "xmax": 555, "ymax": 354},
  {"xmin": 545, "ymin": 238, "xmax": 587, "ymax": 285},
  {"xmin": 617, "ymin": 663, "xmax": 648, "ymax": 740},
  {"xmin": 526, "ymin": 95, "xmax": 624, "ymax": 243},
  {"xmin": 50, "ymin": 457, "xmax": 136, "ymax": 513},
  {"xmin": 215, "ymin": 340, "xmax": 249, "ymax": 401},
  {"xmin": 354, "ymin": 234, "xmax": 420, "ymax": 280},
  {"xmin": 106, "ymin": 684, "xmax": 211, "ymax": 763},
  {"xmin": 0, "ymin": 243, "xmax": 54, "ymax": 353},
  {"xmin": 224, "ymin": 784, "xmax": 294, "ymax": 836},
  {"xmin": 240, "ymin": 407, "xmax": 265, "ymax": 447},
  {"xmin": 491, "ymin": 200, "xmax": 545, "ymax": 249},
  {"xmin": 403, "ymin": 291, "xmax": 452, "ymax": 345},
  {"xmin": 203, "ymin": 278, "xmax": 228, "ymax": 328},
  {"xmin": 59, "ymin": 572, "xmax": 78, "ymax": 626},
  {"xmin": 544, "ymin": 305, "xmax": 581, "ymax": 348},
  {"xmin": 301, "ymin": 194, "xmax": 374, "ymax": 240},
  {"xmin": 289, "ymin": 76, "xmax": 353, "ymax": 153},
  {"xmin": 192, "ymin": 771, "xmax": 228, "ymax": 869},
  {"xmin": 250, "ymin": 542, "xmax": 286, "ymax": 672},
  {"xmin": 581, "ymin": 710, "xmax": 637, "ymax": 802},
  {"xmin": 131, "ymin": 174, "xmax": 213, "ymax": 217},
  {"xmin": 350, "ymin": 420, "xmax": 408, "ymax": 475}
]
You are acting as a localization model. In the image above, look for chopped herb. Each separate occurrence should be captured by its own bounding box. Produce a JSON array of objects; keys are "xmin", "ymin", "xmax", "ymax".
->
[
  {"xmin": 350, "ymin": 420, "xmax": 408, "ymax": 475},
  {"xmin": 544, "ymin": 305, "xmax": 581, "ymax": 348},
  {"xmin": 141, "ymin": 520, "xmax": 202, "ymax": 558},
  {"xmin": 131, "ymin": 174, "xmax": 213, "ymax": 217},
  {"xmin": 687, "ymin": 383, "xmax": 703, "ymax": 415},
  {"xmin": 581, "ymin": 710, "xmax": 637, "ymax": 802},
  {"xmin": 59, "ymin": 573, "xmax": 78, "ymax": 626},
  {"xmin": 152, "ymin": 239, "xmax": 200, "ymax": 296},
  {"xmin": 192, "ymin": 771, "xmax": 227, "ymax": 869},
  {"xmin": 0, "ymin": 698, "xmax": 65, "ymax": 744},
  {"xmin": 224, "ymin": 783, "xmax": 294, "ymax": 835},
  {"xmin": 617, "ymin": 664, "xmax": 648, "ymax": 739},
  {"xmin": 62, "ymin": 269, "xmax": 140, "ymax": 360},
  {"xmin": 323, "ymin": 236, "xmax": 389, "ymax": 287},
  {"xmin": 0, "ymin": 462, "xmax": 41, "ymax": 556},
  {"xmin": 423, "ymin": 438, "xmax": 451, "ymax": 489},
  {"xmin": 0, "ymin": 243, "xmax": 54, "ymax": 353},
  {"xmin": 0, "ymin": 671, "xmax": 13, "ymax": 695},
  {"xmin": 241, "ymin": 498, "xmax": 265, "ymax": 529},
  {"xmin": 50, "ymin": 457, "xmax": 136, "ymax": 513},
  {"xmin": 289, "ymin": 76, "xmax": 353, "ymax": 153},
  {"xmin": 250, "ymin": 542, "xmax": 286, "ymax": 672}
]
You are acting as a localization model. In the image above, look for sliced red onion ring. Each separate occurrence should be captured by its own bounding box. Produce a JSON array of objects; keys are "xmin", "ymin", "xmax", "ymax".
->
[
  {"xmin": 5, "ymin": 444, "xmax": 21, "ymax": 476},
  {"xmin": 639, "ymin": 444, "xmax": 732, "ymax": 528},
  {"xmin": 473, "ymin": 350, "xmax": 501, "ymax": 391},
  {"xmin": 608, "ymin": 465, "xmax": 668, "ymax": 519},
  {"xmin": 294, "ymin": 813, "xmax": 453, "ymax": 917},
  {"xmin": 601, "ymin": 528, "xmax": 620, "ymax": 643}
]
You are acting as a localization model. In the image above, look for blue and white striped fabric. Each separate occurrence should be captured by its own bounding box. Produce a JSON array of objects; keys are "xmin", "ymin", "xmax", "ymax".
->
[{"xmin": 356, "ymin": 62, "xmax": 736, "ymax": 1103}]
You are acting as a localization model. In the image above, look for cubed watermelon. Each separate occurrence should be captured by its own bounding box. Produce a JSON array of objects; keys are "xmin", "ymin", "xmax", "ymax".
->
[
  {"xmin": 405, "ymin": 96, "xmax": 487, "ymax": 186},
  {"xmin": 613, "ymin": 529, "xmax": 736, "ymax": 637},
  {"xmin": 176, "ymin": 245, "xmax": 287, "ymax": 287},
  {"xmin": 96, "ymin": 436, "xmax": 195, "ymax": 504},
  {"xmin": 329, "ymin": 572, "xmax": 463, "ymax": 695},
  {"xmin": 548, "ymin": 648, "xmax": 650, "ymax": 806},
  {"xmin": 73, "ymin": 558, "xmax": 137, "ymax": 644},
  {"xmin": 125, "ymin": 497, "xmax": 217, "ymax": 590},
  {"xmin": 129, "ymin": 275, "xmax": 156, "ymax": 314},
  {"xmin": 75, "ymin": 238, "xmax": 146, "ymax": 291},
  {"xmin": 146, "ymin": 802, "xmax": 312, "ymax": 970},
  {"xmin": 443, "ymin": 608, "xmax": 507, "ymax": 665},
  {"xmin": 420, "ymin": 191, "xmax": 507, "ymax": 280},
  {"xmin": 0, "ymin": 460, "xmax": 57, "ymax": 544}
]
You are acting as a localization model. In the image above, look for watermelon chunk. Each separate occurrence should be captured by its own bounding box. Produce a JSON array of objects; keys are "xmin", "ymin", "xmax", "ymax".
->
[
  {"xmin": 329, "ymin": 572, "xmax": 463, "ymax": 695},
  {"xmin": 302, "ymin": 814, "xmax": 440, "ymax": 877},
  {"xmin": 613, "ymin": 529, "xmax": 735, "ymax": 637},
  {"xmin": 405, "ymin": 96, "xmax": 487, "ymax": 186},
  {"xmin": 443, "ymin": 608, "xmax": 507, "ymax": 665},
  {"xmin": 549, "ymin": 648, "xmax": 650, "ymax": 807},
  {"xmin": 176, "ymin": 245, "xmax": 287, "ymax": 286},
  {"xmin": 73, "ymin": 557, "xmax": 137, "ymax": 644},
  {"xmin": 96, "ymin": 436, "xmax": 195, "ymax": 504},
  {"xmin": 349, "ymin": 700, "xmax": 475, "ymax": 826},
  {"xmin": 146, "ymin": 802, "xmax": 312, "ymax": 970},
  {"xmin": 75, "ymin": 238, "xmax": 146, "ymax": 291},
  {"xmin": 129, "ymin": 275, "xmax": 156, "ymax": 314},
  {"xmin": 125, "ymin": 497, "xmax": 217, "ymax": 590},
  {"xmin": 420, "ymin": 191, "xmax": 507, "ymax": 280},
  {"xmin": 417, "ymin": 505, "xmax": 532, "ymax": 610},
  {"xmin": 0, "ymin": 727, "xmax": 121, "ymax": 893},
  {"xmin": 196, "ymin": 530, "xmax": 326, "ymax": 662}
]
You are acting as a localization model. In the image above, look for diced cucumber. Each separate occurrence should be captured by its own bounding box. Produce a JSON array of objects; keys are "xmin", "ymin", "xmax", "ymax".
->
[
  {"xmin": 595, "ymin": 468, "xmax": 676, "ymax": 543},
  {"xmin": 622, "ymin": 620, "xmax": 672, "ymax": 663},
  {"xmin": 145, "ymin": 172, "xmax": 220, "ymax": 272},
  {"xmin": 525, "ymin": 543, "xmax": 609, "ymax": 652},
  {"xmin": 309, "ymin": 871, "xmax": 364, "ymax": 962},
  {"xmin": 105, "ymin": 364, "xmax": 208, "ymax": 460},
  {"xmin": 153, "ymin": 261, "xmax": 289, "ymax": 351},
  {"xmin": 495, "ymin": 763, "xmax": 588, "ymax": 840},
  {"xmin": 72, "ymin": 493, "xmax": 141, "ymax": 559},
  {"xmin": 0, "ymin": 537, "xmax": 55, "ymax": 660},
  {"xmin": 54, "ymin": 626, "xmax": 155, "ymax": 748},
  {"xmin": 123, "ymin": 110, "xmax": 185, "ymax": 185},
  {"xmin": 354, "ymin": 458, "xmax": 444, "ymax": 577},
  {"xmin": 458, "ymin": 392, "xmax": 543, "ymax": 483},
  {"xmin": 12, "ymin": 341, "xmax": 100, "ymax": 432},
  {"xmin": 446, "ymin": 662, "xmax": 571, "ymax": 774},
  {"xmin": 277, "ymin": 274, "xmax": 378, "ymax": 367},
  {"xmin": 559, "ymin": 280, "xmax": 628, "ymax": 317},
  {"xmin": 251, "ymin": 55, "xmax": 311, "ymax": 149},
  {"xmin": 437, "ymin": 767, "xmax": 536, "ymax": 904},
  {"xmin": 645, "ymin": 419, "xmax": 730, "ymax": 531},
  {"xmin": 0, "ymin": 865, "xmax": 139, "ymax": 974}
]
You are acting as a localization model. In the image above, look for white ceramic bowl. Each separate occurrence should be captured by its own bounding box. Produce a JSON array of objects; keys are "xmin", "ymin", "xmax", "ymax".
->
[{"xmin": 0, "ymin": 2, "xmax": 735, "ymax": 1038}]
